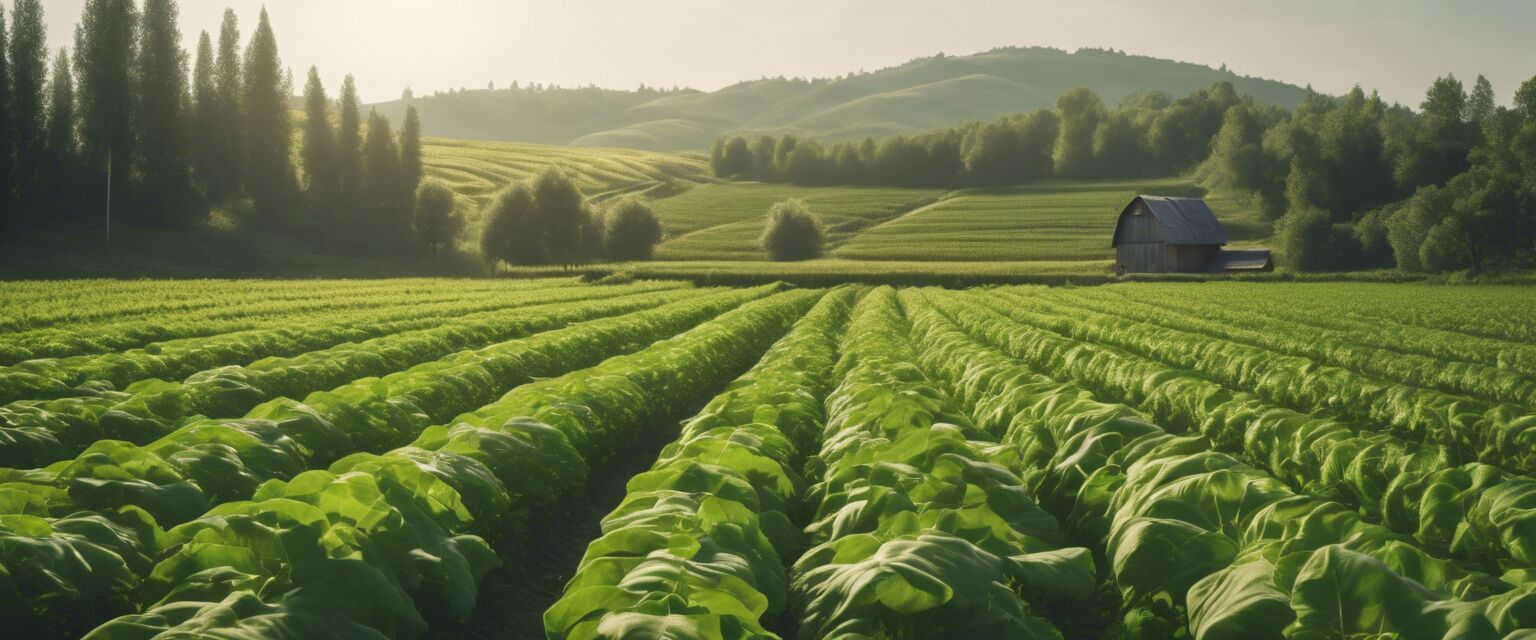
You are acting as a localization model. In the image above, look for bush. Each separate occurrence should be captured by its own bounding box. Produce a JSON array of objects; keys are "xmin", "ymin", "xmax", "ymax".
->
[
  {"xmin": 760, "ymin": 199, "xmax": 824, "ymax": 261},
  {"xmin": 603, "ymin": 198, "xmax": 664, "ymax": 261},
  {"xmin": 480, "ymin": 184, "xmax": 542, "ymax": 267},
  {"xmin": 1274, "ymin": 207, "xmax": 1360, "ymax": 271},
  {"xmin": 412, "ymin": 180, "xmax": 463, "ymax": 254}
]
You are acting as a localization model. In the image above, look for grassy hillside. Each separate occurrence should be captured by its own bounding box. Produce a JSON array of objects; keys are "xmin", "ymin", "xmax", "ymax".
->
[
  {"xmin": 833, "ymin": 179, "xmax": 1271, "ymax": 262},
  {"xmin": 372, "ymin": 47, "xmax": 1311, "ymax": 151},
  {"xmin": 422, "ymin": 138, "xmax": 711, "ymax": 245},
  {"xmin": 650, "ymin": 183, "xmax": 944, "ymax": 260}
]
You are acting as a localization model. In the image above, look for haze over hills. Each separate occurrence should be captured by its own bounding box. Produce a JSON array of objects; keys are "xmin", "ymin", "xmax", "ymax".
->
[{"xmin": 370, "ymin": 47, "xmax": 1313, "ymax": 151}]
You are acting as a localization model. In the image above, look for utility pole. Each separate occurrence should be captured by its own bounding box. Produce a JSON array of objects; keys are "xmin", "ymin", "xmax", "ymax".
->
[{"xmin": 105, "ymin": 147, "xmax": 112, "ymax": 246}]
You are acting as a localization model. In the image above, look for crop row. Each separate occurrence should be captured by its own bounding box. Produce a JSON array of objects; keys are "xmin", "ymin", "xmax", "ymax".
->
[
  {"xmin": 929, "ymin": 290, "xmax": 1536, "ymax": 576},
  {"xmin": 983, "ymin": 289, "xmax": 1536, "ymax": 475},
  {"xmin": 3, "ymin": 286, "xmax": 791, "ymax": 638},
  {"xmin": 0, "ymin": 279, "xmax": 581, "ymax": 365},
  {"xmin": 546, "ymin": 286, "xmax": 859, "ymax": 639},
  {"xmin": 899, "ymin": 289, "xmax": 1536, "ymax": 639},
  {"xmin": 0, "ymin": 283, "xmax": 692, "ymax": 467},
  {"xmin": 73, "ymin": 288, "xmax": 816, "ymax": 639},
  {"xmin": 1042, "ymin": 287, "xmax": 1536, "ymax": 407},
  {"xmin": 1094, "ymin": 284, "xmax": 1536, "ymax": 378},
  {"xmin": 785, "ymin": 288, "xmax": 1094, "ymax": 638}
]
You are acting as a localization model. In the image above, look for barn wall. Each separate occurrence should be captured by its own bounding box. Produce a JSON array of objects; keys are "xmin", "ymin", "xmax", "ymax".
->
[
  {"xmin": 1114, "ymin": 205, "xmax": 1167, "ymax": 273},
  {"xmin": 1167, "ymin": 244, "xmax": 1220, "ymax": 272},
  {"xmin": 1118, "ymin": 242, "xmax": 1165, "ymax": 273}
]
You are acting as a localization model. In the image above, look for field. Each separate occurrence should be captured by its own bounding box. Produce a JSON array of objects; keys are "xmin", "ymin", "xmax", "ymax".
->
[
  {"xmin": 650, "ymin": 183, "xmax": 945, "ymax": 260},
  {"xmin": 834, "ymin": 178, "xmax": 1270, "ymax": 261},
  {"xmin": 1, "ymin": 278, "xmax": 1533, "ymax": 639}
]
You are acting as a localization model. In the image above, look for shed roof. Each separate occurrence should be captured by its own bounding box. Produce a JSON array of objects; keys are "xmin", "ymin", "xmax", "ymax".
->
[
  {"xmin": 1203, "ymin": 249, "xmax": 1273, "ymax": 273},
  {"xmin": 1112, "ymin": 196, "xmax": 1229, "ymax": 247}
]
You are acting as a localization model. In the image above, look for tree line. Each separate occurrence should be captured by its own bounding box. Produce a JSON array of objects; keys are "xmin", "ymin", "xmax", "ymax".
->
[
  {"xmin": 709, "ymin": 82, "xmax": 1246, "ymax": 189},
  {"xmin": 713, "ymin": 75, "xmax": 1536, "ymax": 274},
  {"xmin": 0, "ymin": 0, "xmax": 425, "ymax": 250},
  {"xmin": 1203, "ymin": 76, "xmax": 1533, "ymax": 273}
]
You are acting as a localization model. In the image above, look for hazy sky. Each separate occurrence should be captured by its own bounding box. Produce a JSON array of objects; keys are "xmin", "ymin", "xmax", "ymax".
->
[{"xmin": 35, "ymin": 0, "xmax": 1536, "ymax": 106}]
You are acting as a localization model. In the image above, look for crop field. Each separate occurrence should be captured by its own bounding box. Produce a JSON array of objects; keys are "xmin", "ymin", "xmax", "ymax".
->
[
  {"xmin": 834, "ymin": 179, "xmax": 1269, "ymax": 261},
  {"xmin": 2, "ymin": 278, "xmax": 1534, "ymax": 639},
  {"xmin": 650, "ymin": 183, "xmax": 944, "ymax": 260}
]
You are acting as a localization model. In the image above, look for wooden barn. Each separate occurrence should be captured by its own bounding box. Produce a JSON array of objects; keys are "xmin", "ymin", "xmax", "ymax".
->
[{"xmin": 1111, "ymin": 195, "xmax": 1273, "ymax": 274}]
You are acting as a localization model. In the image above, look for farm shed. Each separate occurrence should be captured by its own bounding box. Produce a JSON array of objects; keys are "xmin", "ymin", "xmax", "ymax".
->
[{"xmin": 1111, "ymin": 195, "xmax": 1272, "ymax": 274}]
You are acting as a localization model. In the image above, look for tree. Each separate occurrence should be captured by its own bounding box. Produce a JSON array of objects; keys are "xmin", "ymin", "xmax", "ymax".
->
[
  {"xmin": 412, "ymin": 179, "xmax": 462, "ymax": 254},
  {"xmin": 480, "ymin": 183, "xmax": 543, "ymax": 266},
  {"xmin": 136, "ymin": 0, "xmax": 200, "ymax": 225},
  {"xmin": 0, "ymin": 5, "xmax": 14, "ymax": 222},
  {"xmin": 301, "ymin": 66, "xmax": 336, "ymax": 214},
  {"xmin": 748, "ymin": 135, "xmax": 777, "ymax": 180},
  {"xmin": 206, "ymin": 8, "xmax": 242, "ymax": 201},
  {"xmin": 760, "ymin": 199, "xmax": 823, "ymax": 261},
  {"xmin": 243, "ymin": 8, "xmax": 294, "ymax": 218},
  {"xmin": 1273, "ymin": 207, "xmax": 1360, "ymax": 271},
  {"xmin": 531, "ymin": 167, "xmax": 587, "ymax": 265},
  {"xmin": 1092, "ymin": 111, "xmax": 1149, "ymax": 177},
  {"xmin": 398, "ymin": 105, "xmax": 422, "ymax": 212},
  {"xmin": 337, "ymin": 75, "xmax": 364, "ymax": 217},
  {"xmin": 710, "ymin": 135, "xmax": 752, "ymax": 178},
  {"xmin": 603, "ymin": 198, "xmax": 663, "ymax": 260},
  {"xmin": 42, "ymin": 48, "xmax": 76, "ymax": 210},
  {"xmin": 74, "ymin": 0, "xmax": 137, "ymax": 215},
  {"xmin": 363, "ymin": 109, "xmax": 402, "ymax": 226},
  {"xmin": 1395, "ymin": 75, "xmax": 1473, "ymax": 191},
  {"xmin": 190, "ymin": 31, "xmax": 217, "ymax": 193},
  {"xmin": 10, "ymin": 0, "xmax": 46, "ymax": 206},
  {"xmin": 1053, "ymin": 86, "xmax": 1104, "ymax": 178},
  {"xmin": 1468, "ymin": 75, "xmax": 1495, "ymax": 124}
]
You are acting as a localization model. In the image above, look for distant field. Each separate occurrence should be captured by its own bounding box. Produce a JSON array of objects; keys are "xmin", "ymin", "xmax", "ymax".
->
[
  {"xmin": 651, "ymin": 183, "xmax": 944, "ymax": 260},
  {"xmin": 834, "ymin": 179, "xmax": 1270, "ymax": 261}
]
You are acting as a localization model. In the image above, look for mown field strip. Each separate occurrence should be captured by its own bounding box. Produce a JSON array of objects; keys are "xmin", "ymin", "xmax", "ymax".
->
[
  {"xmin": 0, "ymin": 282, "xmax": 694, "ymax": 467},
  {"xmin": 900, "ymin": 289, "xmax": 1536, "ymax": 639}
]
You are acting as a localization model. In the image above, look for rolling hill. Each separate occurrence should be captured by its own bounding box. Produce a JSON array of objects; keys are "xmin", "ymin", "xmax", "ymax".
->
[{"xmin": 371, "ymin": 47, "xmax": 1312, "ymax": 151}]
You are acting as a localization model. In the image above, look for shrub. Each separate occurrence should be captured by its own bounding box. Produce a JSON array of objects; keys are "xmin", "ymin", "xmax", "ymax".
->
[
  {"xmin": 412, "ymin": 180, "xmax": 463, "ymax": 254},
  {"xmin": 1274, "ymin": 207, "xmax": 1359, "ymax": 271},
  {"xmin": 760, "ymin": 199, "xmax": 824, "ymax": 261},
  {"xmin": 603, "ymin": 198, "xmax": 664, "ymax": 261}
]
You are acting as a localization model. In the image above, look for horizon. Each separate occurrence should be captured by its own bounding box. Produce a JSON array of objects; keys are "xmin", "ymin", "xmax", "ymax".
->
[{"xmin": 34, "ymin": 0, "xmax": 1536, "ymax": 107}]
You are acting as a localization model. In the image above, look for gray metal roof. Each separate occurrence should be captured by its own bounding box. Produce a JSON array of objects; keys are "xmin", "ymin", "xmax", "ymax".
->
[
  {"xmin": 1113, "ymin": 196, "xmax": 1229, "ymax": 246},
  {"xmin": 1203, "ymin": 249, "xmax": 1273, "ymax": 272}
]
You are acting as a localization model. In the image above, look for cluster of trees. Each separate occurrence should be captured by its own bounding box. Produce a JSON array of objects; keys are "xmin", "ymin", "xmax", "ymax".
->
[
  {"xmin": 709, "ymin": 82, "xmax": 1247, "ymax": 188},
  {"xmin": 1204, "ymin": 75, "xmax": 1535, "ymax": 273},
  {"xmin": 0, "ymin": 1, "xmax": 425, "ymax": 248},
  {"xmin": 479, "ymin": 168, "xmax": 663, "ymax": 269}
]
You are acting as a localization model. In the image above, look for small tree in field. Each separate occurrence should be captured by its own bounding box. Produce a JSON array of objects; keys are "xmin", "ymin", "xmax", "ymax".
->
[
  {"xmin": 413, "ymin": 180, "xmax": 463, "ymax": 254},
  {"xmin": 531, "ymin": 167, "xmax": 587, "ymax": 267},
  {"xmin": 760, "ymin": 199, "xmax": 823, "ymax": 261},
  {"xmin": 480, "ymin": 184, "xmax": 542, "ymax": 268},
  {"xmin": 603, "ymin": 198, "xmax": 664, "ymax": 261}
]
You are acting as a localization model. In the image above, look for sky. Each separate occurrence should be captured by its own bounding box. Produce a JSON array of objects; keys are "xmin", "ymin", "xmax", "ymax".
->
[{"xmin": 35, "ymin": 0, "xmax": 1536, "ymax": 107}]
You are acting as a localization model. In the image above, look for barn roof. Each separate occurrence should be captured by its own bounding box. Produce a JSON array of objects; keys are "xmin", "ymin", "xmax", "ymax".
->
[
  {"xmin": 1112, "ymin": 196, "xmax": 1229, "ymax": 247},
  {"xmin": 1203, "ymin": 249, "xmax": 1273, "ymax": 272}
]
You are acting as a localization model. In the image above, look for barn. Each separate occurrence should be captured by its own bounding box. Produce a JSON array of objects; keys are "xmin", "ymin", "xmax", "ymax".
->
[{"xmin": 1111, "ymin": 195, "xmax": 1273, "ymax": 274}]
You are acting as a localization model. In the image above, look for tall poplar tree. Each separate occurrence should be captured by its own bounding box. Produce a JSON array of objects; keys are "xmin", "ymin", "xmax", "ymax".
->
[
  {"xmin": 137, "ymin": 0, "xmax": 199, "ymax": 224},
  {"xmin": 301, "ymin": 66, "xmax": 337, "ymax": 214},
  {"xmin": 43, "ymin": 48, "xmax": 76, "ymax": 210},
  {"xmin": 243, "ymin": 8, "xmax": 293, "ymax": 218},
  {"xmin": 336, "ymin": 75, "xmax": 364, "ymax": 217},
  {"xmin": 398, "ymin": 105, "xmax": 422, "ymax": 213},
  {"xmin": 208, "ymin": 8, "xmax": 242, "ymax": 201},
  {"xmin": 74, "ymin": 0, "xmax": 137, "ymax": 215},
  {"xmin": 190, "ymin": 32, "xmax": 215, "ymax": 191},
  {"xmin": 363, "ymin": 109, "xmax": 402, "ymax": 226},
  {"xmin": 0, "ymin": 6, "xmax": 15, "ymax": 221},
  {"xmin": 10, "ymin": 0, "xmax": 46, "ymax": 205}
]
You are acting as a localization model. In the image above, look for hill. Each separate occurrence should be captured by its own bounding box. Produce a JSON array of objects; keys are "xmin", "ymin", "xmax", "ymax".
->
[{"xmin": 371, "ymin": 47, "xmax": 1312, "ymax": 151}]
